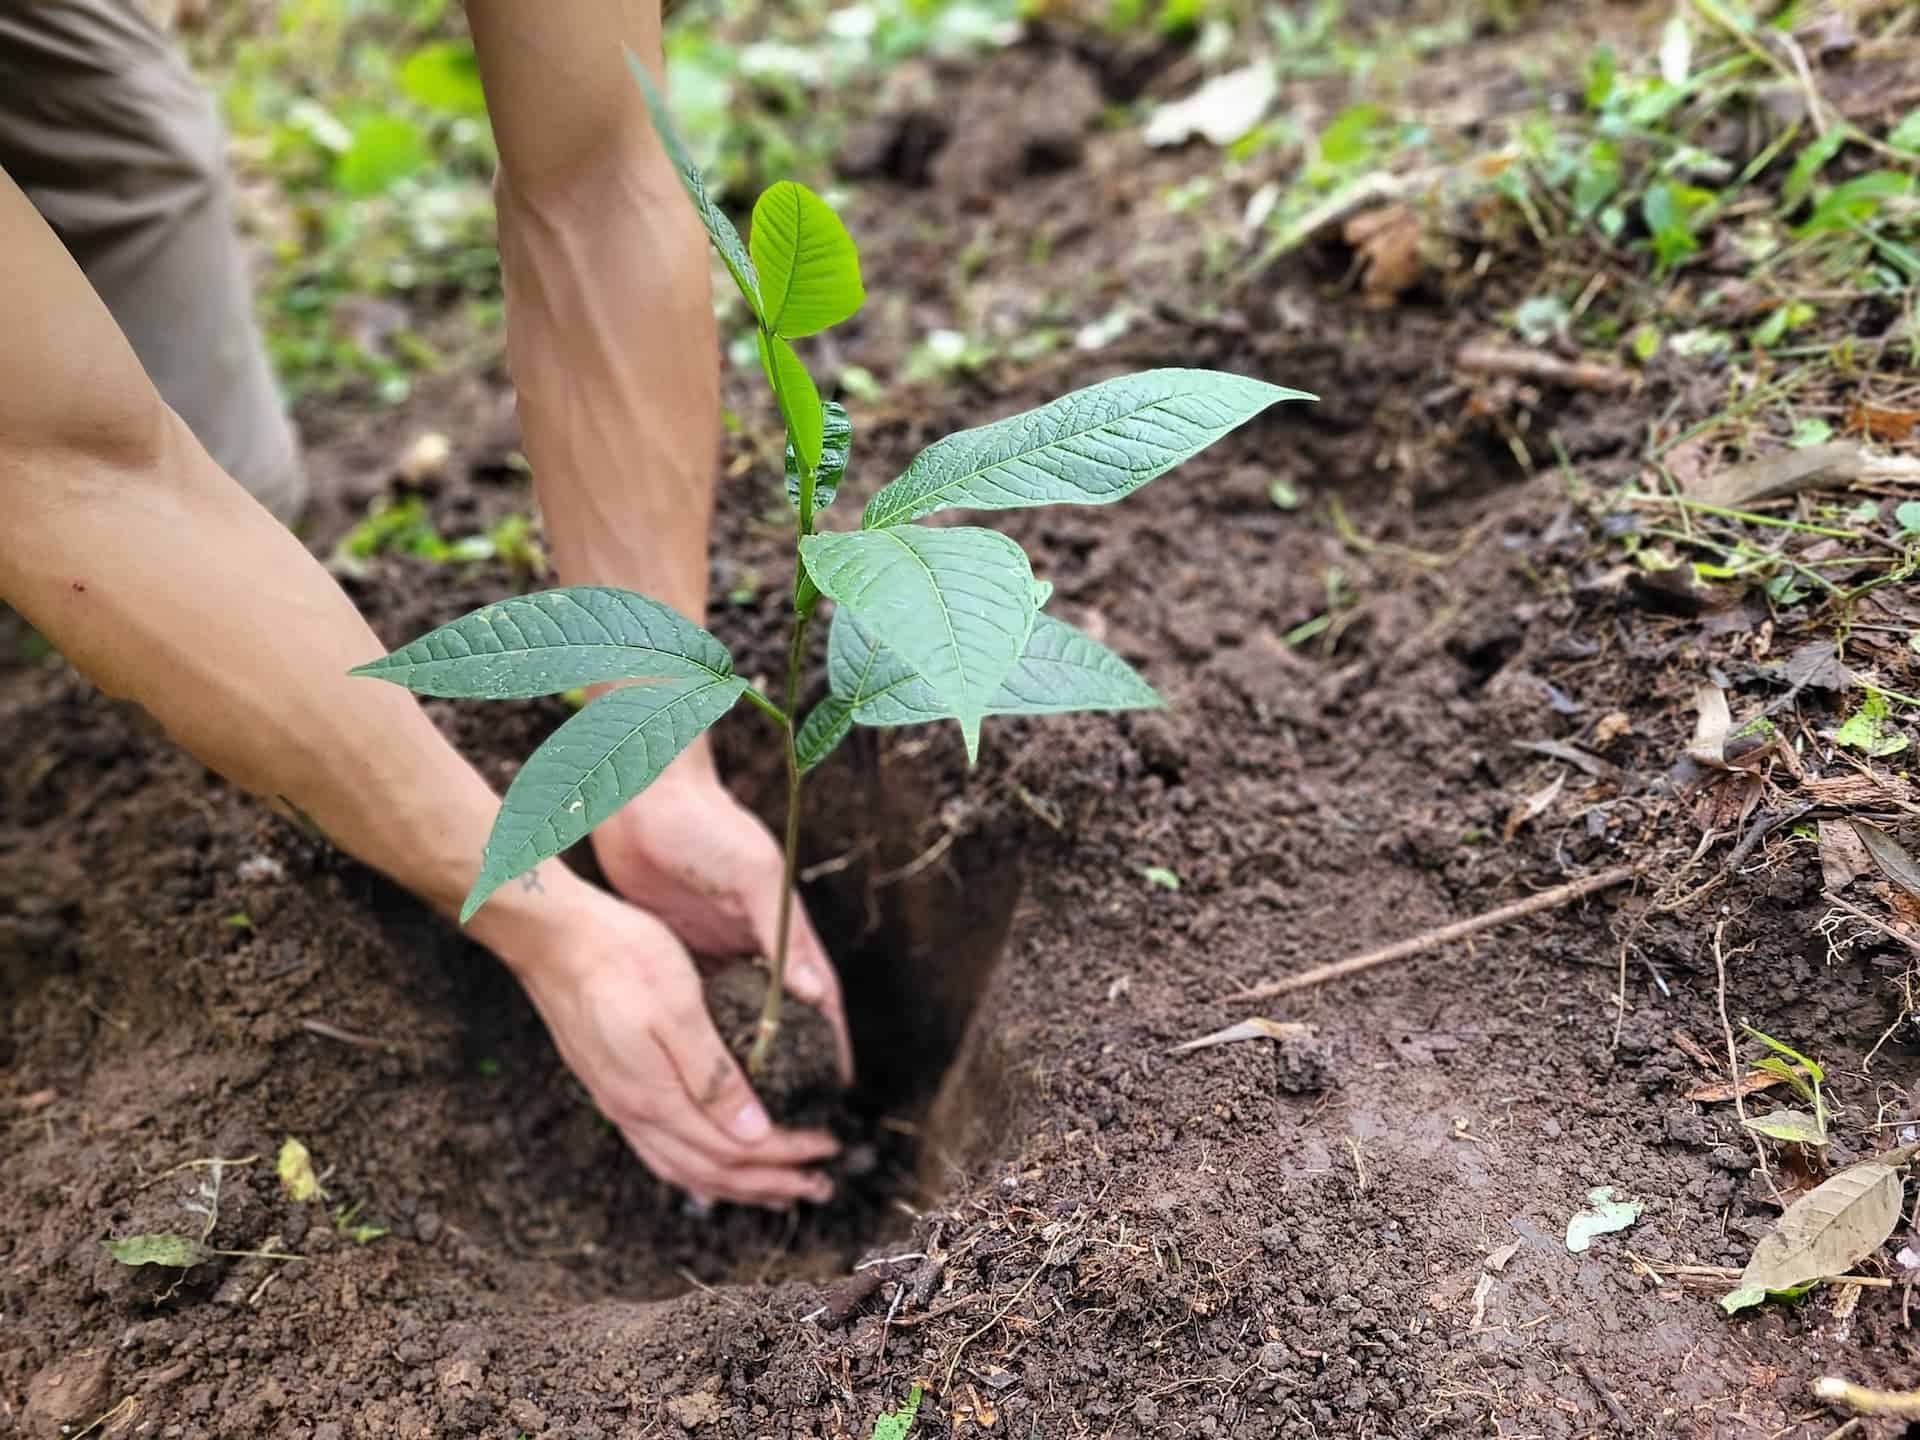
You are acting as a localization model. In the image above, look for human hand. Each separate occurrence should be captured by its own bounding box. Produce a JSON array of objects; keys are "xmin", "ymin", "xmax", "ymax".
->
[
  {"xmin": 493, "ymin": 876, "xmax": 840, "ymax": 1208},
  {"xmin": 590, "ymin": 742, "xmax": 853, "ymax": 1082}
]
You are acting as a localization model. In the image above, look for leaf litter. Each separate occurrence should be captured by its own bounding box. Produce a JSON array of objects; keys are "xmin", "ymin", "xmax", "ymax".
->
[{"xmin": 1722, "ymin": 1144, "xmax": 1919, "ymax": 1315}]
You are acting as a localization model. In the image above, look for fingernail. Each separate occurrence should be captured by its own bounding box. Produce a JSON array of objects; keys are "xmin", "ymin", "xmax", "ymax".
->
[
  {"xmin": 732, "ymin": 1100, "xmax": 771, "ymax": 1141},
  {"xmin": 791, "ymin": 965, "xmax": 824, "ymax": 1003},
  {"xmin": 810, "ymin": 1180, "xmax": 834, "ymax": 1204}
]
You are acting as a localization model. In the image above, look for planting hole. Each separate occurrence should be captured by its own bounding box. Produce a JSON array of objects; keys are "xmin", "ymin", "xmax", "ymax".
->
[{"xmin": 444, "ymin": 728, "xmax": 1021, "ymax": 1303}]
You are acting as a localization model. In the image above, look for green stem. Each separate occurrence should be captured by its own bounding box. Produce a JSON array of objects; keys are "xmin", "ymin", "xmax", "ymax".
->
[
  {"xmin": 740, "ymin": 687, "xmax": 788, "ymax": 726},
  {"xmin": 747, "ymin": 607, "xmax": 809, "ymax": 1078}
]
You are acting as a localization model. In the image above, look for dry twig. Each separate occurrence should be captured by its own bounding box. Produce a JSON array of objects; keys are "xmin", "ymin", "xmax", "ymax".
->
[
  {"xmin": 1457, "ymin": 342, "xmax": 1636, "ymax": 393},
  {"xmin": 1714, "ymin": 921, "xmax": 1781, "ymax": 1204},
  {"xmin": 1226, "ymin": 866, "xmax": 1637, "ymax": 1001}
]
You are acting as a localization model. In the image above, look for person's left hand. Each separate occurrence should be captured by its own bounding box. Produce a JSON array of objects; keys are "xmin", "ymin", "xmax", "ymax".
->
[{"xmin": 590, "ymin": 741, "xmax": 854, "ymax": 1082}]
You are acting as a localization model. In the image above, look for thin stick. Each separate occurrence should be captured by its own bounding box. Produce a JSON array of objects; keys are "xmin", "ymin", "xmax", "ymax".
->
[
  {"xmin": 1456, "ymin": 342, "xmax": 1636, "ymax": 393},
  {"xmin": 1812, "ymin": 1377, "xmax": 1920, "ymax": 1417},
  {"xmin": 1225, "ymin": 865, "xmax": 1636, "ymax": 1001},
  {"xmin": 1714, "ymin": 922, "xmax": 1779, "ymax": 1202}
]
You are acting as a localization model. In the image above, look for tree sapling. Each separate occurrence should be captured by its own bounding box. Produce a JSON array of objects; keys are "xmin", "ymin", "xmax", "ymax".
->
[{"xmin": 351, "ymin": 57, "xmax": 1315, "ymax": 1077}]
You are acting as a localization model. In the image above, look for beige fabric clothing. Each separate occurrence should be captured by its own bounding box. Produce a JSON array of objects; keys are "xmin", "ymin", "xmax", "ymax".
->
[{"xmin": 0, "ymin": 0, "xmax": 305, "ymax": 521}]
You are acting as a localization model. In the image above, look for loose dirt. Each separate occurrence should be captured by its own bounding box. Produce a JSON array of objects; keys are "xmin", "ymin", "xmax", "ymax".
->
[{"xmin": 6, "ymin": 33, "xmax": 1920, "ymax": 1440}]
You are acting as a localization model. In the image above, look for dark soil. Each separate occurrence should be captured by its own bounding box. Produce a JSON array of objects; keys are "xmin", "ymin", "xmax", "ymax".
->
[{"xmin": 7, "ymin": 32, "xmax": 1920, "ymax": 1440}]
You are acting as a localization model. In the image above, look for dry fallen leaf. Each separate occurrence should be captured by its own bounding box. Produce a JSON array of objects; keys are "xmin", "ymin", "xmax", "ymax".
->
[
  {"xmin": 1820, "ymin": 819, "xmax": 1874, "ymax": 893},
  {"xmin": 1593, "ymin": 711, "xmax": 1632, "ymax": 745},
  {"xmin": 1170, "ymin": 1018, "xmax": 1316, "ymax": 1055},
  {"xmin": 1853, "ymin": 822, "xmax": 1920, "ymax": 904},
  {"xmin": 1723, "ymin": 1143, "xmax": 1919, "ymax": 1313},
  {"xmin": 1343, "ymin": 204, "xmax": 1423, "ymax": 305},
  {"xmin": 1688, "ymin": 684, "xmax": 1732, "ymax": 768},
  {"xmin": 1503, "ymin": 771, "xmax": 1567, "ymax": 842},
  {"xmin": 1485, "ymin": 1240, "xmax": 1521, "ymax": 1273},
  {"xmin": 1847, "ymin": 404, "xmax": 1918, "ymax": 443},
  {"xmin": 1685, "ymin": 1070, "xmax": 1794, "ymax": 1103},
  {"xmin": 276, "ymin": 1137, "xmax": 321, "ymax": 1203}
]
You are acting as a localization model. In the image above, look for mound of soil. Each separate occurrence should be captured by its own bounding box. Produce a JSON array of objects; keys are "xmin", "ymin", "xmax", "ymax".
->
[{"xmin": 7, "ymin": 35, "xmax": 1920, "ymax": 1440}]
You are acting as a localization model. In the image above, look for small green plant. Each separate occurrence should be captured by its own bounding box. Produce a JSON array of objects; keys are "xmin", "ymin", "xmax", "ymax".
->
[
  {"xmin": 1739, "ymin": 1024, "xmax": 1828, "ymax": 1147},
  {"xmin": 352, "ymin": 56, "xmax": 1313, "ymax": 1074}
]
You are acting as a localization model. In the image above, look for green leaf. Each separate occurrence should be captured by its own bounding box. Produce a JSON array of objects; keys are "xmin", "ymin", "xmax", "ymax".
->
[
  {"xmin": 626, "ymin": 50, "xmax": 762, "ymax": 320},
  {"xmin": 1892, "ymin": 109, "xmax": 1920, "ymax": 155},
  {"xmin": 759, "ymin": 332, "xmax": 824, "ymax": 474},
  {"xmin": 870, "ymin": 1384, "xmax": 923, "ymax": 1440},
  {"xmin": 1142, "ymin": 865, "xmax": 1181, "ymax": 891},
  {"xmin": 798, "ymin": 608, "xmax": 1158, "ymax": 774},
  {"xmin": 1800, "ymin": 171, "xmax": 1914, "ymax": 235},
  {"xmin": 798, "ymin": 527, "xmax": 1036, "ymax": 762},
  {"xmin": 1572, "ymin": 140, "xmax": 1621, "ymax": 219},
  {"xmin": 788, "ymin": 402, "xmax": 851, "ymax": 512},
  {"xmin": 334, "ymin": 115, "xmax": 428, "ymax": 195},
  {"xmin": 749, "ymin": 182, "xmax": 865, "ymax": 339},
  {"xmin": 104, "ymin": 1233, "xmax": 212, "ymax": 1269},
  {"xmin": 351, "ymin": 588, "xmax": 734, "ymax": 697},
  {"xmin": 1896, "ymin": 501, "xmax": 1920, "ymax": 535},
  {"xmin": 1834, "ymin": 690, "xmax": 1909, "ymax": 758},
  {"xmin": 1743, "ymin": 1108, "xmax": 1827, "ymax": 1145},
  {"xmin": 794, "ymin": 696, "xmax": 857, "ymax": 774},
  {"xmin": 398, "ymin": 41, "xmax": 488, "ymax": 117},
  {"xmin": 1719, "ymin": 1284, "xmax": 1766, "ymax": 1315},
  {"xmin": 1783, "ymin": 126, "xmax": 1851, "ymax": 210},
  {"xmin": 463, "ymin": 675, "xmax": 748, "ymax": 920},
  {"xmin": 862, "ymin": 369, "xmax": 1313, "ymax": 530},
  {"xmin": 1742, "ymin": 1025, "xmax": 1824, "ymax": 1085},
  {"xmin": 826, "ymin": 609, "xmax": 1162, "ymax": 728}
]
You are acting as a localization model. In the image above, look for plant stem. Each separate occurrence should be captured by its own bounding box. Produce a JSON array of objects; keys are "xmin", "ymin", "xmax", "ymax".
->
[{"xmin": 747, "ymin": 609, "xmax": 809, "ymax": 1078}]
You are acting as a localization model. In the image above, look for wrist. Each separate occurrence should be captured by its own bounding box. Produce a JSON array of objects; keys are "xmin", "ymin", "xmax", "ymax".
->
[{"xmin": 462, "ymin": 859, "xmax": 594, "ymax": 985}]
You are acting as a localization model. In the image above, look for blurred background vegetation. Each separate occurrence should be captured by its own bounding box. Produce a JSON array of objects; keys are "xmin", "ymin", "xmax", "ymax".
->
[{"xmin": 177, "ymin": 0, "xmax": 1916, "ymax": 427}]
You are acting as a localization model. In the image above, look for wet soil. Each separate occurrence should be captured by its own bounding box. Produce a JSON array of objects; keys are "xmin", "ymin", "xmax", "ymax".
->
[{"xmin": 8, "ymin": 31, "xmax": 1920, "ymax": 1440}]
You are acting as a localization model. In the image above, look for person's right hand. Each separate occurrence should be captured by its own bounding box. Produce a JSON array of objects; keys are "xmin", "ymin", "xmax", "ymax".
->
[{"xmin": 490, "ymin": 873, "xmax": 838, "ymax": 1208}]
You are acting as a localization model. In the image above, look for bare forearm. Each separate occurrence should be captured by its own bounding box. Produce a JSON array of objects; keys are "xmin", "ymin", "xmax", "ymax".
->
[
  {"xmin": 0, "ymin": 415, "xmax": 553, "ymax": 936},
  {"xmin": 470, "ymin": 1, "xmax": 719, "ymax": 622},
  {"xmin": 497, "ymin": 174, "xmax": 718, "ymax": 618}
]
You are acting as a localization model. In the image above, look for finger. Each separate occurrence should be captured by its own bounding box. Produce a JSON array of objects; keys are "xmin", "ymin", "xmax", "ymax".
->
[
  {"xmin": 624, "ymin": 1127, "xmax": 834, "ymax": 1210},
  {"xmin": 651, "ymin": 1000, "xmax": 841, "ymax": 1168},
  {"xmin": 742, "ymin": 867, "xmax": 856, "ymax": 1085}
]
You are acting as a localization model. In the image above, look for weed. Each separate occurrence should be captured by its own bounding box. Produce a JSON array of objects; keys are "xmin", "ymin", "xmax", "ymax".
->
[{"xmin": 352, "ymin": 58, "xmax": 1313, "ymax": 1073}]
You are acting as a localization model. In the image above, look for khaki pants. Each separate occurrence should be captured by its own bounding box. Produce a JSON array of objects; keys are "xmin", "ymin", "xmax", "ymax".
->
[{"xmin": 0, "ymin": 0, "xmax": 305, "ymax": 522}]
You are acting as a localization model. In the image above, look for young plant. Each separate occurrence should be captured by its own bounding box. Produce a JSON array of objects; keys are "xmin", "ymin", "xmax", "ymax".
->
[{"xmin": 351, "ymin": 56, "xmax": 1315, "ymax": 1075}]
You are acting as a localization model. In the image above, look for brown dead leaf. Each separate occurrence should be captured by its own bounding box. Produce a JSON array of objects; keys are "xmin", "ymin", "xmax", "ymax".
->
[
  {"xmin": 1688, "ymin": 684, "xmax": 1732, "ymax": 768},
  {"xmin": 1687, "ymin": 442, "xmax": 1864, "ymax": 507},
  {"xmin": 1343, "ymin": 204, "xmax": 1422, "ymax": 305},
  {"xmin": 1170, "ymin": 1018, "xmax": 1315, "ymax": 1055},
  {"xmin": 1503, "ymin": 771, "xmax": 1567, "ymax": 842},
  {"xmin": 1847, "ymin": 403, "xmax": 1918, "ymax": 443},
  {"xmin": 1685, "ymin": 1070, "xmax": 1794, "ymax": 1103},
  {"xmin": 1853, "ymin": 823, "xmax": 1920, "ymax": 904},
  {"xmin": 1593, "ymin": 711, "xmax": 1632, "ymax": 745},
  {"xmin": 1820, "ymin": 819, "xmax": 1875, "ymax": 893},
  {"xmin": 1673, "ymin": 1029, "xmax": 1720, "ymax": 1071},
  {"xmin": 1485, "ymin": 1240, "xmax": 1522, "ymax": 1273},
  {"xmin": 1658, "ymin": 435, "xmax": 1714, "ymax": 494}
]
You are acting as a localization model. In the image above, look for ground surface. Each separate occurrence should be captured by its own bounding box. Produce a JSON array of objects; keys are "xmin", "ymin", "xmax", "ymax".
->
[{"xmin": 7, "ymin": 9, "xmax": 1920, "ymax": 1440}]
